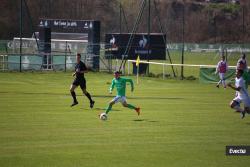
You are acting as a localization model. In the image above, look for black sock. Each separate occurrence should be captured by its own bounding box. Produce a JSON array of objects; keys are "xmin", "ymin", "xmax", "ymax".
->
[
  {"xmin": 71, "ymin": 91, "xmax": 77, "ymax": 102},
  {"xmin": 85, "ymin": 92, "xmax": 93, "ymax": 103}
]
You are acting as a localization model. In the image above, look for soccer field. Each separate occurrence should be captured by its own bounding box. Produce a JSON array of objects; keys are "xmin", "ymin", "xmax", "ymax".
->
[{"xmin": 0, "ymin": 72, "xmax": 249, "ymax": 167}]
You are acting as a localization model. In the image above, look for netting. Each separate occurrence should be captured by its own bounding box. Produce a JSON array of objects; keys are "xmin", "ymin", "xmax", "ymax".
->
[
  {"xmin": 1, "ymin": 37, "xmax": 250, "ymax": 76},
  {"xmin": 125, "ymin": 47, "xmax": 247, "ymax": 79}
]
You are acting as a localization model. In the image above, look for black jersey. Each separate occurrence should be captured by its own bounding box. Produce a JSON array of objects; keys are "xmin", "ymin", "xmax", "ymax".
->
[{"xmin": 75, "ymin": 61, "xmax": 87, "ymax": 79}]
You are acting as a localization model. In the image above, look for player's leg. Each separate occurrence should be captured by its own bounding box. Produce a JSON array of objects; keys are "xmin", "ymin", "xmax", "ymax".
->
[
  {"xmin": 70, "ymin": 84, "xmax": 78, "ymax": 107},
  {"xmin": 105, "ymin": 98, "xmax": 117, "ymax": 114},
  {"xmin": 230, "ymin": 100, "xmax": 243, "ymax": 112},
  {"xmin": 222, "ymin": 79, "xmax": 226, "ymax": 88},
  {"xmin": 221, "ymin": 73, "xmax": 226, "ymax": 88},
  {"xmin": 245, "ymin": 97, "xmax": 250, "ymax": 114},
  {"xmin": 80, "ymin": 80, "xmax": 95, "ymax": 108},
  {"xmin": 230, "ymin": 99, "xmax": 246, "ymax": 119},
  {"xmin": 245, "ymin": 107, "xmax": 250, "ymax": 114},
  {"xmin": 216, "ymin": 80, "xmax": 221, "ymax": 88},
  {"xmin": 242, "ymin": 98, "xmax": 250, "ymax": 118},
  {"xmin": 242, "ymin": 106, "xmax": 249, "ymax": 119},
  {"xmin": 121, "ymin": 98, "xmax": 140, "ymax": 115},
  {"xmin": 217, "ymin": 73, "xmax": 222, "ymax": 88}
]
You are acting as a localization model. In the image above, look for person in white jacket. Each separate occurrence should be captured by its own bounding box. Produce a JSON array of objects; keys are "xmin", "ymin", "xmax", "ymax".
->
[{"xmin": 228, "ymin": 69, "xmax": 250, "ymax": 119}]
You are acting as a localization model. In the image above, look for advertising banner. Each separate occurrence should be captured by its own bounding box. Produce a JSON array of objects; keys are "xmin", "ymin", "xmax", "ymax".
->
[{"xmin": 105, "ymin": 33, "xmax": 166, "ymax": 60}]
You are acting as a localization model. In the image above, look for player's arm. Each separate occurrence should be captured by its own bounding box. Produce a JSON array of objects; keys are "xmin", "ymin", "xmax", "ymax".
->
[
  {"xmin": 73, "ymin": 70, "xmax": 82, "ymax": 77},
  {"xmin": 245, "ymin": 62, "xmax": 248, "ymax": 71},
  {"xmin": 215, "ymin": 62, "xmax": 219, "ymax": 74},
  {"xmin": 236, "ymin": 60, "xmax": 241, "ymax": 69},
  {"xmin": 78, "ymin": 63, "xmax": 88, "ymax": 74},
  {"xmin": 109, "ymin": 79, "xmax": 115, "ymax": 94},
  {"xmin": 227, "ymin": 83, "xmax": 241, "ymax": 91},
  {"xmin": 80, "ymin": 67, "xmax": 88, "ymax": 73},
  {"xmin": 126, "ymin": 78, "xmax": 134, "ymax": 92},
  {"xmin": 78, "ymin": 69, "xmax": 88, "ymax": 73},
  {"xmin": 72, "ymin": 69, "xmax": 78, "ymax": 76},
  {"xmin": 72, "ymin": 67, "xmax": 87, "ymax": 76}
]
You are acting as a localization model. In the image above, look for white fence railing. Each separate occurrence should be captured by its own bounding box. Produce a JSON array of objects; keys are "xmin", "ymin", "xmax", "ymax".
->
[
  {"xmin": 127, "ymin": 60, "xmax": 237, "ymax": 79},
  {"xmin": 0, "ymin": 55, "xmax": 8, "ymax": 70}
]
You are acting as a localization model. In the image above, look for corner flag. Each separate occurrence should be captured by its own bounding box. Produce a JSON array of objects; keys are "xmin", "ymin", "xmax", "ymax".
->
[
  {"xmin": 136, "ymin": 55, "xmax": 140, "ymax": 84},
  {"xmin": 136, "ymin": 55, "xmax": 140, "ymax": 67}
]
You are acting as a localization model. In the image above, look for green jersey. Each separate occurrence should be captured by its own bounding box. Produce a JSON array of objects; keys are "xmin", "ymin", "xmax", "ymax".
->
[{"xmin": 110, "ymin": 77, "xmax": 134, "ymax": 96}]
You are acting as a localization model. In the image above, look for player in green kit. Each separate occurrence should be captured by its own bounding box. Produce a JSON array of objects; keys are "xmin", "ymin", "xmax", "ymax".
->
[{"xmin": 104, "ymin": 71, "xmax": 140, "ymax": 116}]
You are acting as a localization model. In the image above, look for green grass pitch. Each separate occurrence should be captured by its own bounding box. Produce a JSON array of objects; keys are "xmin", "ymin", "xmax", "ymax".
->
[{"xmin": 0, "ymin": 72, "xmax": 250, "ymax": 167}]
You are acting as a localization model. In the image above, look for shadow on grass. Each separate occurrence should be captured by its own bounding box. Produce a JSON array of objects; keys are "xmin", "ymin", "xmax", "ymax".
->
[
  {"xmin": 0, "ymin": 91, "xmax": 183, "ymax": 100},
  {"xmin": 68, "ymin": 107, "xmax": 121, "ymax": 112},
  {"xmin": 133, "ymin": 119, "xmax": 158, "ymax": 123},
  {"xmin": 94, "ymin": 107, "xmax": 121, "ymax": 112}
]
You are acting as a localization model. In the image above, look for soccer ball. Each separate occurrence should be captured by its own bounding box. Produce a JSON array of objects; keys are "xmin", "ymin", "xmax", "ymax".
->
[{"xmin": 100, "ymin": 113, "xmax": 108, "ymax": 121}]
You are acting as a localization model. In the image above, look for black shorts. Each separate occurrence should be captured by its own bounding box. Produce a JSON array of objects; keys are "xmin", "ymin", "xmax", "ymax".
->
[{"xmin": 72, "ymin": 78, "xmax": 86, "ymax": 90}]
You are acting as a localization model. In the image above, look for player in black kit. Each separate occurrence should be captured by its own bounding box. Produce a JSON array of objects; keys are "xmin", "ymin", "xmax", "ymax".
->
[{"xmin": 70, "ymin": 53, "xmax": 95, "ymax": 108}]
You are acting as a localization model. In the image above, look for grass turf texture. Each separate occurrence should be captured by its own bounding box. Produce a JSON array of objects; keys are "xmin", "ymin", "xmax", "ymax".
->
[{"xmin": 0, "ymin": 72, "xmax": 250, "ymax": 167}]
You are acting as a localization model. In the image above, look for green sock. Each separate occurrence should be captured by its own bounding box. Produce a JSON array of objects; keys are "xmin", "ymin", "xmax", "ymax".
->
[
  {"xmin": 127, "ymin": 104, "xmax": 136, "ymax": 110},
  {"xmin": 105, "ymin": 105, "xmax": 112, "ymax": 114}
]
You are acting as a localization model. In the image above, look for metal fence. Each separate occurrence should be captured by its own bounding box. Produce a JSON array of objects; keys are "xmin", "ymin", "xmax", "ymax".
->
[{"xmin": 1, "ymin": 39, "xmax": 249, "ymax": 79}]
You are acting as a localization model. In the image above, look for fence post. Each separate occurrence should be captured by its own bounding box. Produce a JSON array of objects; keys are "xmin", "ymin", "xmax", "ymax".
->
[
  {"xmin": 64, "ymin": 41, "xmax": 67, "ymax": 72},
  {"xmin": 163, "ymin": 64, "xmax": 165, "ymax": 79},
  {"xmin": 116, "ymin": 59, "xmax": 119, "ymax": 71},
  {"xmin": 4, "ymin": 55, "xmax": 7, "ymax": 70},
  {"xmin": 128, "ymin": 60, "xmax": 130, "ymax": 75}
]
